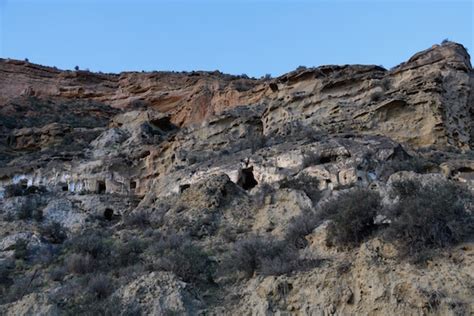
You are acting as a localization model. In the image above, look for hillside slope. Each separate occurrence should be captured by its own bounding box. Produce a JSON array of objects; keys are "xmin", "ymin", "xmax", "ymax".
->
[{"xmin": 0, "ymin": 41, "xmax": 473, "ymax": 315}]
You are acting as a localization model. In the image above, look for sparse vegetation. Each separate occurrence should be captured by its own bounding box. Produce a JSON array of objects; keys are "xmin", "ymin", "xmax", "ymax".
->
[
  {"xmin": 123, "ymin": 210, "xmax": 151, "ymax": 228},
  {"xmin": 40, "ymin": 221, "xmax": 67, "ymax": 244},
  {"xmin": 87, "ymin": 274, "xmax": 113, "ymax": 300},
  {"xmin": 384, "ymin": 179, "xmax": 474, "ymax": 264},
  {"xmin": 370, "ymin": 90, "xmax": 383, "ymax": 102},
  {"xmin": 223, "ymin": 236, "xmax": 301, "ymax": 278},
  {"xmin": 322, "ymin": 189, "xmax": 381, "ymax": 248},
  {"xmin": 150, "ymin": 233, "xmax": 214, "ymax": 284},
  {"xmin": 66, "ymin": 253, "xmax": 95, "ymax": 274},
  {"xmin": 379, "ymin": 77, "xmax": 391, "ymax": 91},
  {"xmin": 285, "ymin": 208, "xmax": 321, "ymax": 248}
]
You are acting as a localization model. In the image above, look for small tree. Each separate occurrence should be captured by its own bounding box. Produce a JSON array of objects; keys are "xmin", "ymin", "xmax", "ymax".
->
[{"xmin": 74, "ymin": 65, "xmax": 80, "ymax": 71}]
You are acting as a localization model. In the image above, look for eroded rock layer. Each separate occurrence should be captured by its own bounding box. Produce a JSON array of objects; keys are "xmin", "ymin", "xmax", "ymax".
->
[{"xmin": 0, "ymin": 42, "xmax": 473, "ymax": 315}]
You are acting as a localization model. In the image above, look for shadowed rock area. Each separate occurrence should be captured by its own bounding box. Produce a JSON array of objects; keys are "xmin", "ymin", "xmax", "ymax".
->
[{"xmin": 0, "ymin": 41, "xmax": 473, "ymax": 315}]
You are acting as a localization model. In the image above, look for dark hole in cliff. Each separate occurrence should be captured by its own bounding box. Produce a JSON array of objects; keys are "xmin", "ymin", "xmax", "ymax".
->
[
  {"xmin": 62, "ymin": 185, "xmax": 68, "ymax": 192},
  {"xmin": 319, "ymin": 155, "xmax": 337, "ymax": 164},
  {"xmin": 149, "ymin": 117, "xmax": 176, "ymax": 133},
  {"xmin": 103, "ymin": 208, "xmax": 114, "ymax": 221},
  {"xmin": 97, "ymin": 180, "xmax": 106, "ymax": 194},
  {"xmin": 238, "ymin": 167, "xmax": 258, "ymax": 190},
  {"xmin": 269, "ymin": 82, "xmax": 279, "ymax": 92},
  {"xmin": 179, "ymin": 184, "xmax": 190, "ymax": 193},
  {"xmin": 130, "ymin": 180, "xmax": 137, "ymax": 190}
]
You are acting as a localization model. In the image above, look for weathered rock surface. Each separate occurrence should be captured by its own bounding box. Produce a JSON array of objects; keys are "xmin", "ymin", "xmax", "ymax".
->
[{"xmin": 0, "ymin": 41, "xmax": 473, "ymax": 315}]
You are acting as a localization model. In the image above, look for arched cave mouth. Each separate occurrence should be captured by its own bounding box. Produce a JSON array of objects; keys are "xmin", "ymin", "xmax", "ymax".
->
[
  {"xmin": 103, "ymin": 208, "xmax": 114, "ymax": 221},
  {"xmin": 237, "ymin": 166, "xmax": 258, "ymax": 190}
]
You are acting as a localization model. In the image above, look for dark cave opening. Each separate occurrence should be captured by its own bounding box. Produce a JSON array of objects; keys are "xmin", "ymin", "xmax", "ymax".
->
[
  {"xmin": 179, "ymin": 184, "xmax": 191, "ymax": 193},
  {"xmin": 237, "ymin": 166, "xmax": 258, "ymax": 190},
  {"xmin": 97, "ymin": 180, "xmax": 106, "ymax": 194},
  {"xmin": 104, "ymin": 208, "xmax": 114, "ymax": 221}
]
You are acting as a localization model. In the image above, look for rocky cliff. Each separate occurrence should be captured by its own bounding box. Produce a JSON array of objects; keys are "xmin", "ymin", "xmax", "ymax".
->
[{"xmin": 0, "ymin": 41, "xmax": 473, "ymax": 315}]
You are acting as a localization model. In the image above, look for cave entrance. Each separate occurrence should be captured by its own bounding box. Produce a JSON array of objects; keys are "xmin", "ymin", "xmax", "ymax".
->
[
  {"xmin": 149, "ymin": 117, "xmax": 177, "ymax": 133},
  {"xmin": 104, "ymin": 208, "xmax": 114, "ymax": 221},
  {"xmin": 97, "ymin": 180, "xmax": 106, "ymax": 194},
  {"xmin": 179, "ymin": 184, "xmax": 190, "ymax": 193},
  {"xmin": 130, "ymin": 180, "xmax": 137, "ymax": 190},
  {"xmin": 237, "ymin": 167, "xmax": 258, "ymax": 190}
]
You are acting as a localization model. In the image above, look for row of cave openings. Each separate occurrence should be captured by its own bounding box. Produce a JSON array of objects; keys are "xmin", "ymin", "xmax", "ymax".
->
[{"xmin": 90, "ymin": 180, "xmax": 137, "ymax": 194}]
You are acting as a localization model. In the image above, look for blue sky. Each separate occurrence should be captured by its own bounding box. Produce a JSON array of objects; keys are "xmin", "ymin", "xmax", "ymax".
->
[{"xmin": 0, "ymin": 0, "xmax": 472, "ymax": 77}]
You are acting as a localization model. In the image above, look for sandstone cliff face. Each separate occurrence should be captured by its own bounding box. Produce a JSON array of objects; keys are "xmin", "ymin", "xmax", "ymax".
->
[
  {"xmin": 1, "ymin": 42, "xmax": 472, "ymax": 150},
  {"xmin": 0, "ymin": 42, "xmax": 473, "ymax": 315}
]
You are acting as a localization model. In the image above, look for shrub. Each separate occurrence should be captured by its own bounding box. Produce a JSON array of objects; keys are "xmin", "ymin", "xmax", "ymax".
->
[
  {"xmin": 3, "ymin": 184, "xmax": 46, "ymax": 198},
  {"xmin": 285, "ymin": 209, "xmax": 321, "ymax": 248},
  {"xmin": 66, "ymin": 253, "xmax": 95, "ymax": 274},
  {"xmin": 224, "ymin": 236, "xmax": 301, "ymax": 278},
  {"xmin": 370, "ymin": 91, "xmax": 383, "ymax": 102},
  {"xmin": 49, "ymin": 266, "xmax": 67, "ymax": 282},
  {"xmin": 379, "ymin": 77, "xmax": 391, "ymax": 91},
  {"xmin": 322, "ymin": 189, "xmax": 381, "ymax": 247},
  {"xmin": 151, "ymin": 234, "xmax": 214, "ymax": 284},
  {"xmin": 279, "ymin": 175, "xmax": 322, "ymax": 205},
  {"xmin": 16, "ymin": 199, "xmax": 42, "ymax": 221},
  {"xmin": 123, "ymin": 210, "xmax": 150, "ymax": 228},
  {"xmin": 0, "ymin": 260, "xmax": 13, "ymax": 288},
  {"xmin": 384, "ymin": 179, "xmax": 474, "ymax": 263},
  {"xmin": 41, "ymin": 222, "xmax": 67, "ymax": 244},
  {"xmin": 113, "ymin": 238, "xmax": 147, "ymax": 267},
  {"xmin": 88, "ymin": 274, "xmax": 113, "ymax": 300},
  {"xmin": 14, "ymin": 239, "xmax": 28, "ymax": 260},
  {"xmin": 66, "ymin": 230, "xmax": 110, "ymax": 259},
  {"xmin": 3, "ymin": 184, "xmax": 24, "ymax": 198}
]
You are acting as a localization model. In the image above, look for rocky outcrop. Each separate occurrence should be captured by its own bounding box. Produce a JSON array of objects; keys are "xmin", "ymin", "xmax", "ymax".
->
[
  {"xmin": 1, "ymin": 42, "xmax": 472, "ymax": 150},
  {"xmin": 0, "ymin": 42, "xmax": 473, "ymax": 315}
]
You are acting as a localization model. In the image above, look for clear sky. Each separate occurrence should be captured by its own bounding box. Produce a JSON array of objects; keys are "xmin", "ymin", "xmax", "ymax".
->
[{"xmin": 0, "ymin": 0, "xmax": 472, "ymax": 77}]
